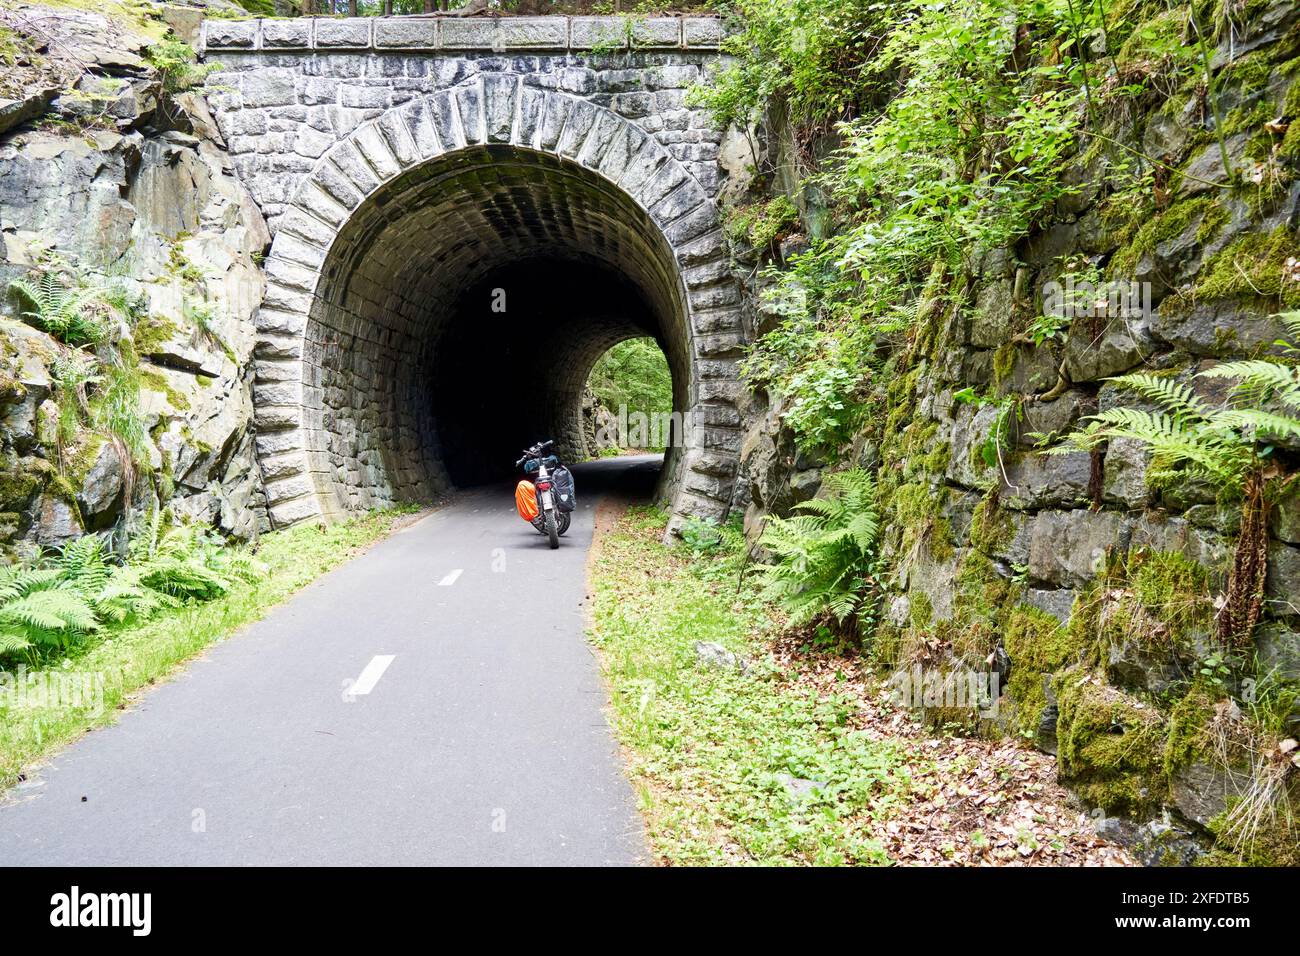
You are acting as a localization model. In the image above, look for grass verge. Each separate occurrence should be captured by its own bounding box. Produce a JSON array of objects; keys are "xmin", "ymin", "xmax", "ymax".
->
[
  {"xmin": 587, "ymin": 503, "xmax": 909, "ymax": 865},
  {"xmin": 0, "ymin": 506, "xmax": 421, "ymax": 790}
]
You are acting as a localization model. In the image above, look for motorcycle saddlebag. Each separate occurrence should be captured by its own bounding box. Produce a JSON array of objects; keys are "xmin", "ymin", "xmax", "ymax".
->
[
  {"xmin": 515, "ymin": 480, "xmax": 539, "ymax": 522},
  {"xmin": 551, "ymin": 466, "xmax": 576, "ymax": 513}
]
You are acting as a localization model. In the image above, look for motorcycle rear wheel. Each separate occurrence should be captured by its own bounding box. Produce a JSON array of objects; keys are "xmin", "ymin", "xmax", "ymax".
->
[{"xmin": 544, "ymin": 509, "xmax": 559, "ymax": 549}]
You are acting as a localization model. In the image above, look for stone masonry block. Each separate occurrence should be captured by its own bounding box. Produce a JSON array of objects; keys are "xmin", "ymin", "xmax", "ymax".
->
[
  {"xmin": 632, "ymin": 18, "xmax": 682, "ymax": 49},
  {"xmin": 316, "ymin": 18, "xmax": 372, "ymax": 49},
  {"xmin": 203, "ymin": 19, "xmax": 257, "ymax": 50},
  {"xmin": 261, "ymin": 20, "xmax": 311, "ymax": 49},
  {"xmin": 570, "ymin": 17, "xmax": 627, "ymax": 50},
  {"xmin": 374, "ymin": 18, "xmax": 438, "ymax": 50},
  {"xmin": 501, "ymin": 18, "xmax": 568, "ymax": 49}
]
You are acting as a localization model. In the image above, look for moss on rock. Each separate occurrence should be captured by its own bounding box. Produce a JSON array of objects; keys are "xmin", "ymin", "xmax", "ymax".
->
[
  {"xmin": 1110, "ymin": 196, "xmax": 1216, "ymax": 278},
  {"xmin": 1054, "ymin": 669, "xmax": 1168, "ymax": 816},
  {"xmin": 1162, "ymin": 687, "xmax": 1219, "ymax": 777},
  {"xmin": 1003, "ymin": 603, "xmax": 1091, "ymax": 736},
  {"xmin": 1194, "ymin": 226, "xmax": 1300, "ymax": 306}
]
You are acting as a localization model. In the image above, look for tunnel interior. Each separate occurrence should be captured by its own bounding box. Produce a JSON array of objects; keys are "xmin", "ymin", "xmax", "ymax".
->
[{"xmin": 303, "ymin": 144, "xmax": 691, "ymax": 511}]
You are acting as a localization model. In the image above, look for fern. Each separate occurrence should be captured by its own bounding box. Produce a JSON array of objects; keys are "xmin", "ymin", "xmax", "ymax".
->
[
  {"xmin": 1062, "ymin": 338, "xmax": 1300, "ymax": 499},
  {"xmin": 56, "ymin": 535, "xmax": 112, "ymax": 598},
  {"xmin": 1061, "ymin": 318, "xmax": 1300, "ymax": 648},
  {"xmin": 0, "ymin": 630, "xmax": 32, "ymax": 655},
  {"xmin": 754, "ymin": 468, "xmax": 882, "ymax": 634},
  {"xmin": 0, "ymin": 517, "xmax": 265, "ymax": 663},
  {"xmin": 8, "ymin": 271, "xmax": 111, "ymax": 346},
  {"xmin": 0, "ymin": 588, "xmax": 99, "ymax": 650}
]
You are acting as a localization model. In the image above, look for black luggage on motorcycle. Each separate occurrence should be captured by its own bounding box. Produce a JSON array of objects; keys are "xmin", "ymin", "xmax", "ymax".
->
[{"xmin": 552, "ymin": 465, "xmax": 576, "ymax": 513}]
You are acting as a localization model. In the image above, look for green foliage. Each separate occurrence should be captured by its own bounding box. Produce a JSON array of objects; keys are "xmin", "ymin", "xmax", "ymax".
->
[
  {"xmin": 1059, "ymin": 313, "xmax": 1300, "ymax": 499},
  {"xmin": 146, "ymin": 38, "xmax": 217, "ymax": 93},
  {"xmin": 586, "ymin": 336, "xmax": 672, "ymax": 430},
  {"xmin": 754, "ymin": 468, "xmax": 881, "ymax": 634},
  {"xmin": 8, "ymin": 270, "xmax": 114, "ymax": 347},
  {"xmin": 0, "ymin": 518, "xmax": 264, "ymax": 661},
  {"xmin": 954, "ymin": 388, "xmax": 1018, "ymax": 475},
  {"xmin": 781, "ymin": 360, "xmax": 865, "ymax": 453},
  {"xmin": 721, "ymin": 0, "xmax": 1089, "ymax": 451},
  {"xmin": 725, "ymin": 194, "xmax": 800, "ymax": 251},
  {"xmin": 690, "ymin": 0, "xmax": 884, "ymax": 131},
  {"xmin": 679, "ymin": 516, "xmax": 725, "ymax": 554}
]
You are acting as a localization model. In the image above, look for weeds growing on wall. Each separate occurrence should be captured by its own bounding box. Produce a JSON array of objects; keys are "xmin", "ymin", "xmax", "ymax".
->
[
  {"xmin": 702, "ymin": 0, "xmax": 1089, "ymax": 457},
  {"xmin": 7, "ymin": 263, "xmax": 156, "ymax": 505}
]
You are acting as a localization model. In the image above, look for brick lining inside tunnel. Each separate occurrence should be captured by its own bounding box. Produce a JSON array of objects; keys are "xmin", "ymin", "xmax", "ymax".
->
[{"xmin": 249, "ymin": 80, "xmax": 745, "ymax": 532}]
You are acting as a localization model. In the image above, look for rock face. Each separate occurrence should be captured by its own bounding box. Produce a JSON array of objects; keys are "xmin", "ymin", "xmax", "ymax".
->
[
  {"xmin": 0, "ymin": 4, "xmax": 270, "ymax": 556},
  {"xmin": 581, "ymin": 387, "xmax": 620, "ymax": 454},
  {"xmin": 728, "ymin": 0, "xmax": 1300, "ymax": 859}
]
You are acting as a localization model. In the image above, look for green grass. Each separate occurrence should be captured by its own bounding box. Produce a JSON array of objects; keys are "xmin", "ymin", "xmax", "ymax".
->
[
  {"xmin": 0, "ymin": 507, "xmax": 420, "ymax": 790},
  {"xmin": 587, "ymin": 505, "xmax": 909, "ymax": 865}
]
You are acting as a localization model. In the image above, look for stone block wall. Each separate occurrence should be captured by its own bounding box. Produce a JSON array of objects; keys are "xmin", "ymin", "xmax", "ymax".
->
[
  {"xmin": 734, "ymin": 1, "xmax": 1300, "ymax": 860},
  {"xmin": 201, "ymin": 16, "xmax": 729, "ymax": 232}
]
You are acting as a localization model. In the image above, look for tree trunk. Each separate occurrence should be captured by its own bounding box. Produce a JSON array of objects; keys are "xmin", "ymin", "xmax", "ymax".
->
[
  {"xmin": 348, "ymin": 0, "xmax": 359, "ymax": 16},
  {"xmin": 384, "ymin": 0, "xmax": 393, "ymax": 14}
]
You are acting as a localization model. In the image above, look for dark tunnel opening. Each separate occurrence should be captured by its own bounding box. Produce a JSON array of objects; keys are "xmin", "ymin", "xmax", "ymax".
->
[
  {"xmin": 301, "ymin": 144, "xmax": 692, "ymax": 514},
  {"xmin": 432, "ymin": 258, "xmax": 662, "ymax": 487}
]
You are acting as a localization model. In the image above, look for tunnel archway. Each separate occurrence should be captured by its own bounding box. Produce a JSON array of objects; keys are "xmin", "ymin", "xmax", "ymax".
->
[{"xmin": 251, "ymin": 79, "xmax": 744, "ymax": 532}]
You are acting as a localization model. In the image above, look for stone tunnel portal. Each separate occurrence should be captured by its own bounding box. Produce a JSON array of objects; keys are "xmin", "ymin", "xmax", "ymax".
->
[{"xmin": 305, "ymin": 144, "xmax": 690, "ymax": 511}]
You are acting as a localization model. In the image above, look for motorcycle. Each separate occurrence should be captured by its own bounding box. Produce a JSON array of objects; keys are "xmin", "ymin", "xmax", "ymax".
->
[{"xmin": 514, "ymin": 440, "xmax": 576, "ymax": 549}]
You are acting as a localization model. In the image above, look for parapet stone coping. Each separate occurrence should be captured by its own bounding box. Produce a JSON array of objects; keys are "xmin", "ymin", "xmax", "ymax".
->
[{"xmin": 200, "ymin": 15, "xmax": 726, "ymax": 54}]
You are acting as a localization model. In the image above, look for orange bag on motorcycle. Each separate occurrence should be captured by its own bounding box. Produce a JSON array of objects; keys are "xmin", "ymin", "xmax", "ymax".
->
[{"xmin": 515, "ymin": 480, "xmax": 539, "ymax": 522}]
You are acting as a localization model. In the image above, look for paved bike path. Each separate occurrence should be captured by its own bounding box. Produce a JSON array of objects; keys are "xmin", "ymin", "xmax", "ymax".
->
[{"xmin": 0, "ymin": 457, "xmax": 657, "ymax": 866}]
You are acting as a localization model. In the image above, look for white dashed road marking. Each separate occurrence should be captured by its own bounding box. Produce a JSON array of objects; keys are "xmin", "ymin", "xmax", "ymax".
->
[
  {"xmin": 438, "ymin": 569, "xmax": 463, "ymax": 586},
  {"xmin": 351, "ymin": 655, "xmax": 395, "ymax": 696}
]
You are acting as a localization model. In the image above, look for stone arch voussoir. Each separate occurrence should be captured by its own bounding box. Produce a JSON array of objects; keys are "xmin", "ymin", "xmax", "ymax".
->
[{"xmin": 252, "ymin": 76, "xmax": 745, "ymax": 530}]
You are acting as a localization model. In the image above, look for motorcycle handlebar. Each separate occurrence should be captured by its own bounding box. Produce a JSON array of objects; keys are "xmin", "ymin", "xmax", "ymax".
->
[{"xmin": 516, "ymin": 439, "xmax": 556, "ymax": 468}]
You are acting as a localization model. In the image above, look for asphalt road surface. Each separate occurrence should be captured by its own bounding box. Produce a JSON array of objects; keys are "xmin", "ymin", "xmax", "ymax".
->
[{"xmin": 0, "ymin": 456, "xmax": 662, "ymax": 866}]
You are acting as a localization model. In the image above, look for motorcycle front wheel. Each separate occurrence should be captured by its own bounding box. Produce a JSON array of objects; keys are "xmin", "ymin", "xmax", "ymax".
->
[{"xmin": 544, "ymin": 508, "xmax": 559, "ymax": 549}]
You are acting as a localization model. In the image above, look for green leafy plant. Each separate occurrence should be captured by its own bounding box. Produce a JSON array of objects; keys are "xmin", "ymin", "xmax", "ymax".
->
[
  {"xmin": 754, "ymin": 468, "xmax": 882, "ymax": 637},
  {"xmin": 1059, "ymin": 311, "xmax": 1300, "ymax": 646},
  {"xmin": 0, "ymin": 518, "xmax": 264, "ymax": 661},
  {"xmin": 146, "ymin": 38, "xmax": 219, "ymax": 94},
  {"xmin": 0, "ymin": 565, "xmax": 99, "ymax": 656},
  {"xmin": 1059, "ymin": 315, "xmax": 1300, "ymax": 497},
  {"xmin": 725, "ymin": 195, "xmax": 800, "ymax": 252},
  {"xmin": 679, "ymin": 516, "xmax": 724, "ymax": 555},
  {"xmin": 720, "ymin": 0, "xmax": 1088, "ymax": 452},
  {"xmin": 954, "ymin": 388, "xmax": 1019, "ymax": 479},
  {"xmin": 690, "ymin": 0, "xmax": 885, "ymax": 135},
  {"xmin": 8, "ymin": 270, "xmax": 113, "ymax": 347}
]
